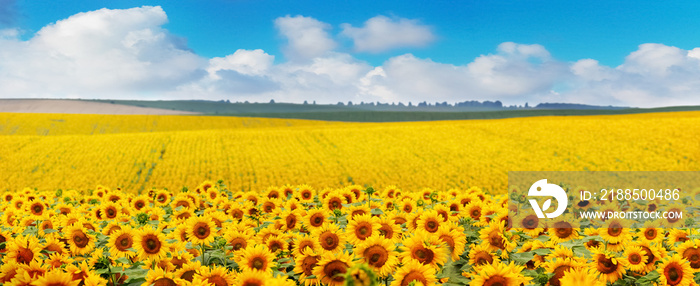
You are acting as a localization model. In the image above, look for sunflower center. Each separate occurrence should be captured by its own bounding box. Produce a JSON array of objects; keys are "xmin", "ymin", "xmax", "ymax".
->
[
  {"xmin": 302, "ymin": 256, "xmax": 318, "ymax": 276},
  {"xmin": 400, "ymin": 271, "xmax": 427, "ymax": 286},
  {"xmin": 252, "ymin": 257, "xmax": 265, "ymax": 270},
  {"xmin": 645, "ymin": 229, "xmax": 657, "ymax": 239},
  {"xmin": 523, "ymin": 215, "xmax": 538, "ymax": 229},
  {"xmin": 321, "ymin": 233, "xmax": 339, "ymax": 250},
  {"xmin": 286, "ymin": 216, "xmax": 297, "ymax": 229},
  {"xmin": 440, "ymin": 234, "xmax": 455, "ymax": 252},
  {"xmin": 32, "ymin": 204, "xmax": 43, "ymax": 214},
  {"xmin": 270, "ymin": 241, "xmax": 282, "ymax": 252},
  {"xmin": 311, "ymin": 214, "xmax": 324, "ymax": 227},
  {"xmin": 117, "ymin": 234, "xmax": 132, "ymax": 251},
  {"xmin": 357, "ymin": 225, "xmax": 370, "ymax": 237},
  {"xmin": 554, "ymin": 226, "xmax": 573, "ymax": 239},
  {"xmin": 17, "ymin": 247, "xmax": 34, "ymax": 264},
  {"xmin": 142, "ymin": 235, "xmax": 161, "ymax": 254},
  {"xmin": 577, "ymin": 200, "xmax": 590, "ymax": 207},
  {"xmin": 665, "ymin": 264, "xmax": 682, "ymax": 284},
  {"xmin": 324, "ymin": 260, "xmax": 348, "ymax": 282},
  {"xmin": 426, "ymin": 220, "xmax": 438, "ymax": 232},
  {"xmin": 484, "ymin": 275, "xmax": 508, "ymax": 286},
  {"xmin": 641, "ymin": 246, "xmax": 656, "ymax": 266},
  {"xmin": 474, "ymin": 251, "xmax": 493, "ymax": 266},
  {"xmin": 403, "ymin": 205, "xmax": 412, "ymax": 213},
  {"xmin": 413, "ymin": 247, "xmax": 434, "ymax": 264},
  {"xmin": 379, "ymin": 224, "xmax": 393, "ymax": 239},
  {"xmin": 302, "ymin": 191, "xmax": 311, "ymax": 199},
  {"xmin": 181, "ymin": 270, "xmax": 196, "ymax": 282},
  {"xmin": 683, "ymin": 248, "xmax": 700, "ymax": 268},
  {"xmin": 597, "ymin": 255, "xmax": 618, "ymax": 273},
  {"xmin": 207, "ymin": 276, "xmax": 228, "ymax": 286},
  {"xmin": 230, "ymin": 238, "xmax": 246, "ymax": 251},
  {"xmin": 329, "ymin": 198, "xmax": 342, "ymax": 210},
  {"xmin": 194, "ymin": 223, "xmax": 210, "ymax": 239},
  {"xmin": 153, "ymin": 278, "xmax": 178, "ymax": 286},
  {"xmin": 608, "ymin": 226, "xmax": 622, "ymax": 236},
  {"xmin": 488, "ymin": 233, "xmax": 505, "ymax": 249},
  {"xmin": 471, "ymin": 209, "xmax": 481, "ymax": 219},
  {"xmin": 73, "ymin": 231, "xmax": 89, "ymax": 248},
  {"xmin": 549, "ymin": 265, "xmax": 572, "ymax": 286},
  {"xmin": 629, "ymin": 253, "xmax": 642, "ymax": 264},
  {"xmin": 107, "ymin": 208, "xmax": 116, "ymax": 218},
  {"xmin": 364, "ymin": 245, "xmax": 389, "ymax": 267},
  {"xmin": 135, "ymin": 201, "xmax": 145, "ymax": 209}
]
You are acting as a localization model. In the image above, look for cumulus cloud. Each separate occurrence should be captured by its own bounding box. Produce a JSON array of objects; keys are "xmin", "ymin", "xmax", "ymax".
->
[
  {"xmin": 0, "ymin": 6, "xmax": 205, "ymax": 99},
  {"xmin": 340, "ymin": 15, "xmax": 435, "ymax": 53},
  {"xmin": 274, "ymin": 15, "xmax": 337, "ymax": 62}
]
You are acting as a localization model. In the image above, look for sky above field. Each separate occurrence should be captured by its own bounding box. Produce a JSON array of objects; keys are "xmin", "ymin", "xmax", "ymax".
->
[{"xmin": 1, "ymin": 1, "xmax": 700, "ymax": 107}]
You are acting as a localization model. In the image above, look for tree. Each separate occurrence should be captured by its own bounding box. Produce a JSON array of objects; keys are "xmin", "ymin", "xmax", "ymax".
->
[{"xmin": 269, "ymin": 99, "xmax": 275, "ymax": 104}]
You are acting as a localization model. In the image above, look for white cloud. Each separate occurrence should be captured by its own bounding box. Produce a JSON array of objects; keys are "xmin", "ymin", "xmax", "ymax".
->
[
  {"xmin": 274, "ymin": 15, "xmax": 337, "ymax": 62},
  {"xmin": 340, "ymin": 15, "xmax": 435, "ymax": 53},
  {"xmin": 0, "ymin": 6, "xmax": 205, "ymax": 99},
  {"xmin": 207, "ymin": 49, "xmax": 275, "ymax": 79}
]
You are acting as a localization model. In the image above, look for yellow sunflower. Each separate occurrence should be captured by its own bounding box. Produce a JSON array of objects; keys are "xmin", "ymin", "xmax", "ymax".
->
[
  {"xmin": 389, "ymin": 259, "xmax": 436, "ymax": 286},
  {"xmin": 134, "ymin": 226, "xmax": 169, "ymax": 262},
  {"xmin": 599, "ymin": 219, "xmax": 632, "ymax": 244},
  {"xmin": 468, "ymin": 261, "xmax": 531, "ymax": 286},
  {"xmin": 312, "ymin": 251, "xmax": 354, "ymax": 286},
  {"xmin": 293, "ymin": 249, "xmax": 321, "ymax": 286},
  {"xmin": 312, "ymin": 223, "xmax": 347, "ymax": 254},
  {"xmin": 435, "ymin": 224, "xmax": 467, "ymax": 262},
  {"xmin": 399, "ymin": 232, "xmax": 449, "ymax": 269},
  {"xmin": 0, "ymin": 261, "xmax": 21, "ymax": 283},
  {"xmin": 590, "ymin": 247, "xmax": 628, "ymax": 284},
  {"xmin": 235, "ymin": 244, "xmax": 276, "ymax": 273},
  {"xmin": 322, "ymin": 191, "xmax": 345, "ymax": 211},
  {"xmin": 676, "ymin": 240, "xmax": 700, "ymax": 270},
  {"xmin": 192, "ymin": 265, "xmax": 236, "ymax": 286},
  {"xmin": 636, "ymin": 240, "xmax": 668, "ymax": 274},
  {"xmin": 376, "ymin": 215, "xmax": 402, "ymax": 243},
  {"xmin": 303, "ymin": 208, "xmax": 330, "ymax": 231},
  {"xmin": 31, "ymin": 268, "xmax": 79, "ymax": 286},
  {"xmin": 478, "ymin": 221, "xmax": 517, "ymax": 257},
  {"xmin": 224, "ymin": 227, "xmax": 254, "ymax": 255},
  {"xmin": 346, "ymin": 213, "xmax": 380, "ymax": 244},
  {"xmin": 468, "ymin": 243, "xmax": 500, "ymax": 268},
  {"xmin": 623, "ymin": 245, "xmax": 649, "ymax": 273},
  {"xmin": 62, "ymin": 223, "xmax": 96, "ymax": 256},
  {"xmin": 144, "ymin": 267, "xmax": 187, "ymax": 286},
  {"xmin": 296, "ymin": 184, "xmax": 316, "ymax": 202},
  {"xmin": 279, "ymin": 209, "xmax": 303, "ymax": 232},
  {"xmin": 415, "ymin": 209, "xmax": 443, "ymax": 234},
  {"xmin": 638, "ymin": 222, "xmax": 664, "ymax": 244},
  {"xmin": 657, "ymin": 254, "xmax": 695, "ymax": 286},
  {"xmin": 542, "ymin": 258, "xmax": 583, "ymax": 286},
  {"xmin": 186, "ymin": 216, "xmax": 218, "ymax": 246},
  {"xmin": 354, "ymin": 234, "xmax": 399, "ymax": 278},
  {"xmin": 235, "ymin": 269, "xmax": 272, "ymax": 286},
  {"xmin": 106, "ymin": 226, "xmax": 136, "ymax": 259},
  {"xmin": 559, "ymin": 267, "xmax": 605, "ymax": 286}
]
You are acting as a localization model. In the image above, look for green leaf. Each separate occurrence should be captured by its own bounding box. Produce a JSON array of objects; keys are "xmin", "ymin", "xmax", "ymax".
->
[
  {"xmin": 509, "ymin": 252, "xmax": 535, "ymax": 264},
  {"xmin": 42, "ymin": 228, "xmax": 58, "ymax": 234},
  {"xmin": 637, "ymin": 270, "xmax": 660, "ymax": 284}
]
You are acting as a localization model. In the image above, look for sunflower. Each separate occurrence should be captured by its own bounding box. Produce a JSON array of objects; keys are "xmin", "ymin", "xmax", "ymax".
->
[
  {"xmin": 463, "ymin": 201, "xmax": 483, "ymax": 222},
  {"xmin": 186, "ymin": 216, "xmax": 217, "ymax": 246},
  {"xmin": 399, "ymin": 232, "xmax": 449, "ymax": 269},
  {"xmin": 312, "ymin": 223, "xmax": 347, "ymax": 254},
  {"xmin": 638, "ymin": 222, "xmax": 664, "ymax": 244},
  {"xmin": 293, "ymin": 249, "xmax": 321, "ymax": 286},
  {"xmin": 280, "ymin": 209, "xmax": 303, "ymax": 232},
  {"xmin": 636, "ymin": 240, "xmax": 668, "ymax": 273},
  {"xmin": 100, "ymin": 201, "xmax": 121, "ymax": 220},
  {"xmin": 41, "ymin": 235, "xmax": 66, "ymax": 257},
  {"xmin": 259, "ymin": 197, "xmax": 281, "ymax": 215},
  {"xmin": 303, "ymin": 208, "xmax": 330, "ymax": 231},
  {"xmin": 266, "ymin": 236, "xmax": 288, "ymax": 255},
  {"xmin": 468, "ymin": 261, "xmax": 531, "ymax": 286},
  {"xmin": 559, "ymin": 268, "xmax": 605, "ymax": 286},
  {"xmin": 397, "ymin": 199, "xmax": 416, "ymax": 214},
  {"xmin": 435, "ymin": 224, "xmax": 467, "ymax": 262},
  {"xmin": 389, "ymin": 259, "xmax": 436, "ymax": 286},
  {"xmin": 415, "ymin": 210, "xmax": 443, "ymax": 234},
  {"xmin": 192, "ymin": 265, "xmax": 235, "ymax": 286},
  {"xmin": 377, "ymin": 216, "xmax": 402, "ymax": 243},
  {"xmin": 542, "ymin": 258, "xmax": 582, "ymax": 286},
  {"xmin": 312, "ymin": 251, "xmax": 354, "ymax": 286},
  {"xmin": 107, "ymin": 226, "xmax": 136, "ymax": 259},
  {"xmin": 31, "ymin": 268, "xmax": 78, "ymax": 286},
  {"xmin": 235, "ymin": 270, "xmax": 272, "ymax": 286},
  {"xmin": 676, "ymin": 240, "xmax": 700, "ymax": 270},
  {"xmin": 590, "ymin": 247, "xmax": 627, "ymax": 284},
  {"xmin": 547, "ymin": 215, "xmax": 580, "ymax": 243},
  {"xmin": 153, "ymin": 189, "xmax": 171, "ymax": 206},
  {"xmin": 173, "ymin": 261, "xmax": 201, "ymax": 282},
  {"xmin": 668, "ymin": 229, "xmax": 693, "ymax": 245},
  {"xmin": 224, "ymin": 227, "xmax": 254, "ymax": 254},
  {"xmin": 172, "ymin": 207, "xmax": 195, "ymax": 222},
  {"xmin": 323, "ymin": 191, "xmax": 345, "ymax": 211},
  {"xmin": 623, "ymin": 245, "xmax": 649, "ymax": 273},
  {"xmin": 0, "ymin": 262, "xmax": 21, "ymax": 283},
  {"xmin": 478, "ymin": 221, "xmax": 517, "ymax": 256},
  {"xmin": 134, "ymin": 226, "xmax": 169, "ymax": 262},
  {"xmin": 346, "ymin": 213, "xmax": 380, "ymax": 244},
  {"xmin": 468, "ymin": 243, "xmax": 500, "ymax": 268},
  {"xmin": 235, "ymin": 244, "xmax": 276, "ymax": 273},
  {"xmin": 513, "ymin": 211, "xmax": 545, "ymax": 237},
  {"xmin": 432, "ymin": 203, "xmax": 451, "ymax": 222},
  {"xmin": 45, "ymin": 252, "xmax": 74, "ymax": 269},
  {"xmin": 26, "ymin": 201, "xmax": 47, "ymax": 217},
  {"xmin": 144, "ymin": 267, "xmax": 187, "ymax": 286},
  {"xmin": 657, "ymin": 254, "xmax": 695, "ymax": 286},
  {"xmin": 62, "ymin": 223, "xmax": 96, "ymax": 256},
  {"xmin": 354, "ymin": 234, "xmax": 399, "ymax": 277},
  {"xmin": 599, "ymin": 219, "xmax": 632, "ymax": 244},
  {"xmin": 0, "ymin": 229, "xmax": 11, "ymax": 254},
  {"xmin": 345, "ymin": 185, "xmax": 365, "ymax": 202},
  {"xmin": 297, "ymin": 184, "xmax": 316, "ymax": 202}
]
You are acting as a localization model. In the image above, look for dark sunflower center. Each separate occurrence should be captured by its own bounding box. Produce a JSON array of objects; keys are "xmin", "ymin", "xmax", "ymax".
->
[
  {"xmin": 630, "ymin": 253, "xmax": 642, "ymax": 264},
  {"xmin": 302, "ymin": 256, "xmax": 318, "ymax": 276},
  {"xmin": 666, "ymin": 265, "xmax": 681, "ymax": 283},
  {"xmin": 73, "ymin": 232, "xmax": 89, "ymax": 248},
  {"xmin": 426, "ymin": 220, "xmax": 438, "ymax": 232},
  {"xmin": 324, "ymin": 261, "xmax": 348, "ymax": 282},
  {"xmin": 484, "ymin": 275, "xmax": 508, "ymax": 286},
  {"xmin": 153, "ymin": 278, "xmax": 178, "ymax": 286},
  {"xmin": 252, "ymin": 257, "xmax": 265, "ymax": 270},
  {"xmin": 400, "ymin": 271, "xmax": 427, "ymax": 286}
]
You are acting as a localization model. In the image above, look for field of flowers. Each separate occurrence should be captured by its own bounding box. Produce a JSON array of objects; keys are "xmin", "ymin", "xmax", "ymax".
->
[
  {"xmin": 1, "ymin": 111, "xmax": 700, "ymax": 285},
  {"xmin": 1, "ymin": 112, "xmax": 699, "ymax": 193}
]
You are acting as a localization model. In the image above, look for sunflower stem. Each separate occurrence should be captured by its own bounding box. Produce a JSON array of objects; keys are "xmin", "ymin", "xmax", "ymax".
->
[{"xmin": 201, "ymin": 244, "xmax": 206, "ymax": 265}]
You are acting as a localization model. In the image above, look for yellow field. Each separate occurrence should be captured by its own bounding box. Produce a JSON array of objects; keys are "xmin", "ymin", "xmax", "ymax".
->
[{"xmin": 1, "ymin": 111, "xmax": 698, "ymax": 193}]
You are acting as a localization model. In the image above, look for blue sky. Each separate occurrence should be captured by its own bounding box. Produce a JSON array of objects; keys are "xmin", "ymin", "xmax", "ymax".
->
[{"xmin": 2, "ymin": 0, "xmax": 700, "ymax": 107}]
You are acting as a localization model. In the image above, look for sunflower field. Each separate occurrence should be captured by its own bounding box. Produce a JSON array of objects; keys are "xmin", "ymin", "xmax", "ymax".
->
[{"xmin": 1, "ymin": 111, "xmax": 700, "ymax": 285}]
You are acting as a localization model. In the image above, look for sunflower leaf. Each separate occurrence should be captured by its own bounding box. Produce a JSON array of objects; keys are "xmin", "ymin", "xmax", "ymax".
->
[
  {"xmin": 636, "ymin": 270, "xmax": 660, "ymax": 284},
  {"xmin": 509, "ymin": 251, "xmax": 535, "ymax": 264}
]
